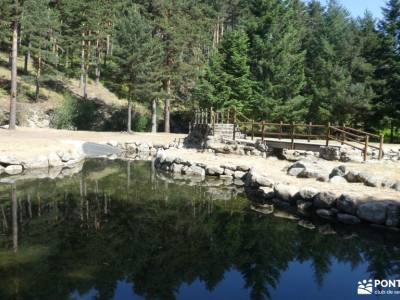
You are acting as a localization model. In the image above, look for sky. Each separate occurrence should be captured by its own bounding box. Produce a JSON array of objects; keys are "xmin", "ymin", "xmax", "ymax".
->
[{"xmin": 309, "ymin": 0, "xmax": 387, "ymax": 20}]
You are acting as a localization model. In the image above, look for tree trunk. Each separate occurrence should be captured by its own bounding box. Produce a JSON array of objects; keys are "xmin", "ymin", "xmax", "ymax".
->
[
  {"xmin": 9, "ymin": 17, "xmax": 18, "ymax": 130},
  {"xmin": 127, "ymin": 100, "xmax": 132, "ymax": 133},
  {"xmin": 24, "ymin": 39, "xmax": 31, "ymax": 73},
  {"xmin": 35, "ymin": 56, "xmax": 41, "ymax": 101},
  {"xmin": 80, "ymin": 32, "xmax": 87, "ymax": 99},
  {"xmin": 95, "ymin": 39, "xmax": 101, "ymax": 85},
  {"xmin": 163, "ymin": 79, "xmax": 171, "ymax": 133},
  {"xmin": 151, "ymin": 98, "xmax": 157, "ymax": 133}
]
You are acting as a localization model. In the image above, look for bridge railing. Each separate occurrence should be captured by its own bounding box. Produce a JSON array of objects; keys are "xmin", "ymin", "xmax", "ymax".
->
[{"xmin": 192, "ymin": 108, "xmax": 384, "ymax": 160}]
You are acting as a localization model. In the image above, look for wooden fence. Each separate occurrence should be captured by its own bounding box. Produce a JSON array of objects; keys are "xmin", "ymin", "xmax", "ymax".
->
[{"xmin": 193, "ymin": 108, "xmax": 384, "ymax": 161}]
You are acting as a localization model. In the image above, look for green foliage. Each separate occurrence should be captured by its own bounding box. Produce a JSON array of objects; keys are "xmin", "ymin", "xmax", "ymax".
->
[
  {"xmin": 53, "ymin": 93, "xmax": 78, "ymax": 129},
  {"xmin": 134, "ymin": 114, "xmax": 150, "ymax": 132}
]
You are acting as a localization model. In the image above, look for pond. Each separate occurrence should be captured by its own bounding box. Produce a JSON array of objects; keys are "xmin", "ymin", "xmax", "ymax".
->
[{"xmin": 0, "ymin": 159, "xmax": 399, "ymax": 300}]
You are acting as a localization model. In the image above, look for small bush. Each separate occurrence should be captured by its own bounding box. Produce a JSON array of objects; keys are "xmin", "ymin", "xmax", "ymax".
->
[
  {"xmin": 53, "ymin": 93, "xmax": 78, "ymax": 129},
  {"xmin": 134, "ymin": 115, "xmax": 150, "ymax": 132}
]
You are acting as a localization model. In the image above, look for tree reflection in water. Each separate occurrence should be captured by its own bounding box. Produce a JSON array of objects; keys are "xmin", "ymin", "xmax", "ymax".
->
[{"xmin": 0, "ymin": 159, "xmax": 399, "ymax": 300}]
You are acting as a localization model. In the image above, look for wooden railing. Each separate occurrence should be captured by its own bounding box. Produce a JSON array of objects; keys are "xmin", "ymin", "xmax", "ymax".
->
[{"xmin": 193, "ymin": 108, "xmax": 384, "ymax": 160}]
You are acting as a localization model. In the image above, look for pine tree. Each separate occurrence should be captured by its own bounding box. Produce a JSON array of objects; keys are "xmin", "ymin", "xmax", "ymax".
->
[
  {"xmin": 376, "ymin": 0, "xmax": 400, "ymax": 141},
  {"xmin": 113, "ymin": 3, "xmax": 162, "ymax": 133},
  {"xmin": 21, "ymin": 0, "xmax": 59, "ymax": 101}
]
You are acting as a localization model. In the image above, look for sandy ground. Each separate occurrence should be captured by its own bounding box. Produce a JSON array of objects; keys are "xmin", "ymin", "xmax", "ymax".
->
[
  {"xmin": 165, "ymin": 148, "xmax": 400, "ymax": 201},
  {"xmin": 0, "ymin": 127, "xmax": 185, "ymax": 160}
]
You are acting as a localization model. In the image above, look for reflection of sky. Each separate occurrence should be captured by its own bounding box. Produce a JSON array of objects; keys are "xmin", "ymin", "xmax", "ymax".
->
[{"xmin": 69, "ymin": 259, "xmax": 400, "ymax": 300}]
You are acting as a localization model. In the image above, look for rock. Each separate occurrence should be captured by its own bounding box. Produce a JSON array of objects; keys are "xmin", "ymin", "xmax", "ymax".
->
[
  {"xmin": 221, "ymin": 164, "xmax": 236, "ymax": 171},
  {"xmin": 316, "ymin": 175, "xmax": 329, "ymax": 182},
  {"xmin": 386, "ymin": 204, "xmax": 400, "ymax": 227},
  {"xmin": 259, "ymin": 186, "xmax": 275, "ymax": 200},
  {"xmin": 183, "ymin": 165, "xmax": 205, "ymax": 177},
  {"xmin": 206, "ymin": 166, "xmax": 224, "ymax": 176},
  {"xmin": 273, "ymin": 211, "xmax": 299, "ymax": 220},
  {"xmin": 163, "ymin": 154, "xmax": 176, "ymax": 165},
  {"xmin": 251, "ymin": 204, "xmax": 274, "ymax": 215},
  {"xmin": 298, "ymin": 187, "xmax": 318, "ymax": 201},
  {"xmin": 298, "ymin": 219, "xmax": 316, "ymax": 230},
  {"xmin": 5, "ymin": 165, "xmax": 23, "ymax": 175},
  {"xmin": 255, "ymin": 140, "xmax": 268, "ymax": 152},
  {"xmin": 297, "ymin": 200, "xmax": 313, "ymax": 214},
  {"xmin": 316, "ymin": 209, "xmax": 335, "ymax": 220},
  {"xmin": 233, "ymin": 170, "xmax": 246, "ymax": 179},
  {"xmin": 363, "ymin": 175, "xmax": 383, "ymax": 187},
  {"xmin": 274, "ymin": 183, "xmax": 298, "ymax": 202},
  {"xmin": 224, "ymin": 168, "xmax": 235, "ymax": 176},
  {"xmin": 337, "ymin": 194, "xmax": 358, "ymax": 214},
  {"xmin": 329, "ymin": 165, "xmax": 346, "ymax": 178},
  {"xmin": 319, "ymin": 146, "xmax": 340, "ymax": 161},
  {"xmin": 171, "ymin": 163, "xmax": 183, "ymax": 174},
  {"xmin": 337, "ymin": 213, "xmax": 361, "ymax": 225},
  {"xmin": 313, "ymin": 192, "xmax": 337, "ymax": 209},
  {"xmin": 219, "ymin": 174, "xmax": 233, "ymax": 180},
  {"xmin": 22, "ymin": 155, "xmax": 49, "ymax": 169},
  {"xmin": 0, "ymin": 155, "xmax": 20, "ymax": 166},
  {"xmin": 0, "ymin": 165, "xmax": 4, "ymax": 174},
  {"xmin": 382, "ymin": 179, "xmax": 396, "ymax": 189},
  {"xmin": 246, "ymin": 168, "xmax": 274, "ymax": 187},
  {"xmin": 357, "ymin": 202, "xmax": 387, "ymax": 224},
  {"xmin": 48, "ymin": 152, "xmax": 64, "ymax": 167},
  {"xmin": 344, "ymin": 171, "xmax": 361, "ymax": 183},
  {"xmin": 329, "ymin": 175, "xmax": 347, "ymax": 184},
  {"xmin": 287, "ymin": 167, "xmax": 304, "ymax": 177}
]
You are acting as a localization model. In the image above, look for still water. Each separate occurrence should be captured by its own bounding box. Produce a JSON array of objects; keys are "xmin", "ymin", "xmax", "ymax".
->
[{"xmin": 0, "ymin": 159, "xmax": 399, "ymax": 300}]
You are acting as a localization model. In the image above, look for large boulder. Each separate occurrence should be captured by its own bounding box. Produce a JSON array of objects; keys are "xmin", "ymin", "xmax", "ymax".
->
[
  {"xmin": 313, "ymin": 192, "xmax": 337, "ymax": 209},
  {"xmin": 5, "ymin": 165, "xmax": 23, "ymax": 175},
  {"xmin": 246, "ymin": 168, "xmax": 274, "ymax": 188},
  {"xmin": 329, "ymin": 165, "xmax": 346, "ymax": 178},
  {"xmin": 259, "ymin": 186, "xmax": 275, "ymax": 200},
  {"xmin": 357, "ymin": 202, "xmax": 387, "ymax": 224},
  {"xmin": 337, "ymin": 194, "xmax": 358, "ymax": 215},
  {"xmin": 171, "ymin": 163, "xmax": 183, "ymax": 174},
  {"xmin": 329, "ymin": 176, "xmax": 347, "ymax": 184},
  {"xmin": 344, "ymin": 171, "xmax": 362, "ymax": 183},
  {"xmin": 234, "ymin": 170, "xmax": 246, "ymax": 179},
  {"xmin": 316, "ymin": 209, "xmax": 335, "ymax": 220},
  {"xmin": 274, "ymin": 183, "xmax": 298, "ymax": 202},
  {"xmin": 319, "ymin": 146, "xmax": 340, "ymax": 161},
  {"xmin": 287, "ymin": 160, "xmax": 329, "ymax": 179}
]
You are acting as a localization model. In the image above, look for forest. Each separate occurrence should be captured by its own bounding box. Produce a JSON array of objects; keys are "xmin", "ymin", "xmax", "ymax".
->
[{"xmin": 0, "ymin": 0, "xmax": 399, "ymax": 141}]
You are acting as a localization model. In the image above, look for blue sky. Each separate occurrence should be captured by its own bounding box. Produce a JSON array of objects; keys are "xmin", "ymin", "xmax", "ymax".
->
[{"xmin": 309, "ymin": 0, "xmax": 387, "ymax": 19}]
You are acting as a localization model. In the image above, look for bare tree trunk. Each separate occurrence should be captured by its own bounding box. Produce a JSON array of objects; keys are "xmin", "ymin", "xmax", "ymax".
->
[
  {"xmin": 80, "ymin": 32, "xmax": 87, "ymax": 99},
  {"xmin": 151, "ymin": 98, "xmax": 157, "ymax": 133},
  {"xmin": 24, "ymin": 39, "xmax": 31, "ymax": 73},
  {"xmin": 11, "ymin": 184, "xmax": 18, "ymax": 253},
  {"xmin": 95, "ymin": 39, "xmax": 101, "ymax": 85},
  {"xmin": 127, "ymin": 100, "xmax": 132, "ymax": 133},
  {"xmin": 163, "ymin": 79, "xmax": 171, "ymax": 133},
  {"xmin": 9, "ymin": 15, "xmax": 18, "ymax": 130},
  {"xmin": 35, "ymin": 55, "xmax": 41, "ymax": 101}
]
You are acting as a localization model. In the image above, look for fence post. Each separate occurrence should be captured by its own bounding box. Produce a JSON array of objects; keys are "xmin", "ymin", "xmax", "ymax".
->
[
  {"xmin": 341, "ymin": 123, "xmax": 346, "ymax": 145},
  {"xmin": 379, "ymin": 134, "xmax": 384, "ymax": 160},
  {"xmin": 364, "ymin": 135, "xmax": 369, "ymax": 161},
  {"xmin": 308, "ymin": 122, "xmax": 312, "ymax": 143},
  {"xmin": 233, "ymin": 108, "xmax": 237, "ymax": 141},
  {"xmin": 251, "ymin": 119, "xmax": 254, "ymax": 141},
  {"xmin": 325, "ymin": 122, "xmax": 331, "ymax": 146},
  {"xmin": 261, "ymin": 121, "xmax": 265, "ymax": 142},
  {"xmin": 279, "ymin": 121, "xmax": 283, "ymax": 140},
  {"xmin": 290, "ymin": 122, "xmax": 295, "ymax": 150}
]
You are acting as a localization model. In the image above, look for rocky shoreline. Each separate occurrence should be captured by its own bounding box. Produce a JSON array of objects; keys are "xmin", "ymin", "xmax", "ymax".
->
[
  {"xmin": 1, "ymin": 138, "xmax": 400, "ymax": 231},
  {"xmin": 153, "ymin": 149, "xmax": 400, "ymax": 231}
]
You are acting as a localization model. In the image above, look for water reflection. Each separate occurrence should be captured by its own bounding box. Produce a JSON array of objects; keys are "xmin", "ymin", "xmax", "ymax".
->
[{"xmin": 0, "ymin": 159, "xmax": 399, "ymax": 300}]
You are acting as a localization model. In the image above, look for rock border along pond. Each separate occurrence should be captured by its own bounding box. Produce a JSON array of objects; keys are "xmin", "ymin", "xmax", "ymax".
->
[
  {"xmin": 1, "ymin": 138, "xmax": 399, "ymax": 231},
  {"xmin": 153, "ymin": 148, "xmax": 400, "ymax": 230}
]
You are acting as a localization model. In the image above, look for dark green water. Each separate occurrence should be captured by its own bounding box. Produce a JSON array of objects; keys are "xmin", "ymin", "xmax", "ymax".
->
[{"xmin": 0, "ymin": 159, "xmax": 399, "ymax": 300}]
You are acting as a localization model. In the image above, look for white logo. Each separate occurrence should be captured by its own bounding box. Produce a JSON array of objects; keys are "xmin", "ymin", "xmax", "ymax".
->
[{"xmin": 358, "ymin": 279, "xmax": 373, "ymax": 295}]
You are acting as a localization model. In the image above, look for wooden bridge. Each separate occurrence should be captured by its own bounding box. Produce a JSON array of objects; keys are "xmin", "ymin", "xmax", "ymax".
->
[{"xmin": 192, "ymin": 107, "xmax": 385, "ymax": 161}]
